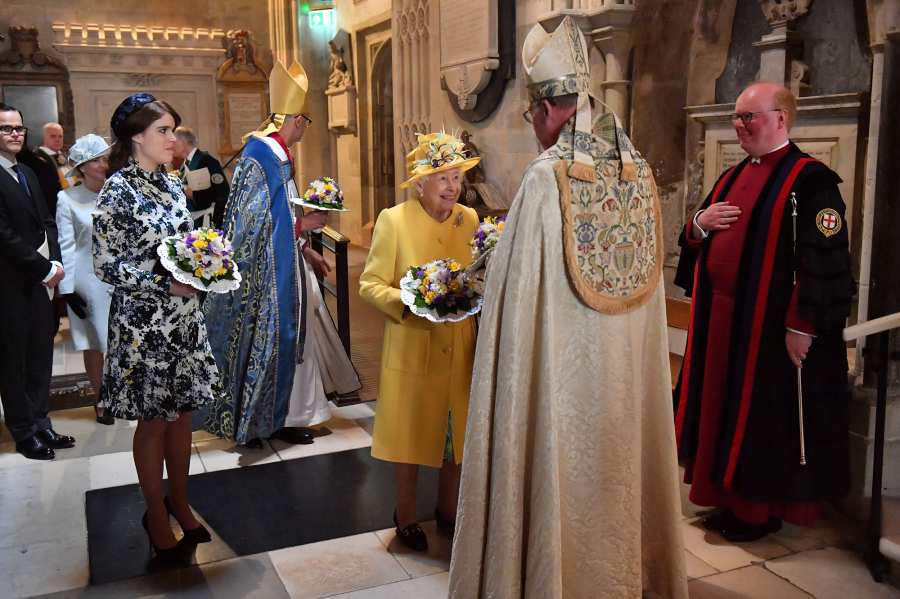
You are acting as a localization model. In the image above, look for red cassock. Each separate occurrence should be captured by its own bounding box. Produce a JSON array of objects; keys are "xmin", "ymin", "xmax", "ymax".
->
[{"xmin": 682, "ymin": 144, "xmax": 820, "ymax": 526}]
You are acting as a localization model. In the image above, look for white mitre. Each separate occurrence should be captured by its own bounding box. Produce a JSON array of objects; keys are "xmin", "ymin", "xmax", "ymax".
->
[{"xmin": 522, "ymin": 16, "xmax": 635, "ymax": 182}]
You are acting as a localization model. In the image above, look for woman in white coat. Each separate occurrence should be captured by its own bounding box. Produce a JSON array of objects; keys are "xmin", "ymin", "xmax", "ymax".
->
[{"xmin": 56, "ymin": 134, "xmax": 114, "ymax": 424}]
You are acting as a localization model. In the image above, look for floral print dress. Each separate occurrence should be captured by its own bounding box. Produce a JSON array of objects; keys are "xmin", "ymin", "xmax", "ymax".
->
[{"xmin": 93, "ymin": 160, "xmax": 222, "ymax": 420}]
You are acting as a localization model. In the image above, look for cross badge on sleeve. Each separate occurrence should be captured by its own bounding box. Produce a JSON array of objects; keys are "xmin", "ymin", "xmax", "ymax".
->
[{"xmin": 816, "ymin": 208, "xmax": 842, "ymax": 238}]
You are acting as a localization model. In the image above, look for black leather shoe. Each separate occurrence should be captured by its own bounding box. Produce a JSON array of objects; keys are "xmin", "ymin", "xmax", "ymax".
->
[
  {"xmin": 36, "ymin": 428, "xmax": 75, "ymax": 449},
  {"xmin": 270, "ymin": 427, "xmax": 314, "ymax": 445},
  {"xmin": 701, "ymin": 509, "xmax": 736, "ymax": 532},
  {"xmin": 394, "ymin": 509, "xmax": 428, "ymax": 552},
  {"xmin": 720, "ymin": 516, "xmax": 783, "ymax": 543},
  {"xmin": 95, "ymin": 406, "xmax": 115, "ymax": 426},
  {"xmin": 16, "ymin": 435, "xmax": 55, "ymax": 460}
]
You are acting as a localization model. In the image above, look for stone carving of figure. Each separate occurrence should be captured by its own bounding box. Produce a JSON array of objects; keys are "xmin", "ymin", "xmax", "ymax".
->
[
  {"xmin": 758, "ymin": 0, "xmax": 813, "ymax": 24},
  {"xmin": 458, "ymin": 130, "xmax": 508, "ymax": 211},
  {"xmin": 327, "ymin": 41, "xmax": 352, "ymax": 90},
  {"xmin": 219, "ymin": 30, "xmax": 265, "ymax": 78},
  {"xmin": 0, "ymin": 26, "xmax": 65, "ymax": 70}
]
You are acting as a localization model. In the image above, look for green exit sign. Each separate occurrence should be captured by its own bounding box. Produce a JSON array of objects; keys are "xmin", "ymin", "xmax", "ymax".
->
[{"xmin": 309, "ymin": 9, "xmax": 334, "ymax": 27}]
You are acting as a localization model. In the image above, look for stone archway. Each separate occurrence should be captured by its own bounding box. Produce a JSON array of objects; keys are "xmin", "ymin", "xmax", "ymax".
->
[{"xmin": 371, "ymin": 40, "xmax": 394, "ymax": 223}]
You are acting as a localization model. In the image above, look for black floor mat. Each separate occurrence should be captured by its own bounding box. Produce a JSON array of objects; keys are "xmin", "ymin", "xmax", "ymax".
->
[{"xmin": 85, "ymin": 447, "xmax": 440, "ymax": 585}]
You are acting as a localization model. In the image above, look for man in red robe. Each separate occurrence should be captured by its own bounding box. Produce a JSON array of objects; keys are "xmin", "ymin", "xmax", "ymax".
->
[{"xmin": 674, "ymin": 82, "xmax": 855, "ymax": 542}]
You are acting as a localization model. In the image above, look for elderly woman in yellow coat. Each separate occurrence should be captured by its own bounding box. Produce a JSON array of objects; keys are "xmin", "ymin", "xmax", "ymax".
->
[{"xmin": 359, "ymin": 131, "xmax": 480, "ymax": 552}]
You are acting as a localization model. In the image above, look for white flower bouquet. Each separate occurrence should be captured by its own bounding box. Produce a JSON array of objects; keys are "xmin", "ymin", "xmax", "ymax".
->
[
  {"xmin": 399, "ymin": 258, "xmax": 483, "ymax": 323},
  {"xmin": 156, "ymin": 228, "xmax": 241, "ymax": 293}
]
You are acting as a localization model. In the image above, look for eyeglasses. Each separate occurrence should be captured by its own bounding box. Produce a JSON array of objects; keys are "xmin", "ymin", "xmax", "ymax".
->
[
  {"xmin": 0, "ymin": 125, "xmax": 27, "ymax": 136},
  {"xmin": 522, "ymin": 102, "xmax": 540, "ymax": 124},
  {"xmin": 297, "ymin": 114, "xmax": 312, "ymax": 125},
  {"xmin": 730, "ymin": 109, "xmax": 784, "ymax": 125}
]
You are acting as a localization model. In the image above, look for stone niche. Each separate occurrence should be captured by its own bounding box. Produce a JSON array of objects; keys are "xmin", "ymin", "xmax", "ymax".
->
[
  {"xmin": 686, "ymin": 93, "xmax": 864, "ymax": 239},
  {"xmin": 51, "ymin": 23, "xmax": 225, "ymax": 152}
]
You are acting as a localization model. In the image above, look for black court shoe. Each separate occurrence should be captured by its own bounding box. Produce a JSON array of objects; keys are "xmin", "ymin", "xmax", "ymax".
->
[
  {"xmin": 434, "ymin": 508, "xmax": 456, "ymax": 538},
  {"xmin": 163, "ymin": 496, "xmax": 212, "ymax": 543},
  {"xmin": 141, "ymin": 512, "xmax": 196, "ymax": 563},
  {"xmin": 393, "ymin": 510, "xmax": 428, "ymax": 552},
  {"xmin": 95, "ymin": 406, "xmax": 114, "ymax": 426}
]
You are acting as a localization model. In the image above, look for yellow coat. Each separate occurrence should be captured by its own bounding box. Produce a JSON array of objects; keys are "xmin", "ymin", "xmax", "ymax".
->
[{"xmin": 359, "ymin": 198, "xmax": 479, "ymax": 467}]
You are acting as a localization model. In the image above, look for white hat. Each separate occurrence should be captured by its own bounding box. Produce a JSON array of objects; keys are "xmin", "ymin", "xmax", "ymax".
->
[
  {"xmin": 66, "ymin": 134, "xmax": 111, "ymax": 178},
  {"xmin": 522, "ymin": 17, "xmax": 636, "ymax": 182}
]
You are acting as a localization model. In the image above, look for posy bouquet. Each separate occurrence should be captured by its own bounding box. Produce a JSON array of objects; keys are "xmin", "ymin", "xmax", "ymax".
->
[
  {"xmin": 399, "ymin": 258, "xmax": 483, "ymax": 323},
  {"xmin": 156, "ymin": 228, "xmax": 241, "ymax": 293},
  {"xmin": 469, "ymin": 216, "xmax": 505, "ymax": 260},
  {"xmin": 293, "ymin": 176, "xmax": 348, "ymax": 211}
]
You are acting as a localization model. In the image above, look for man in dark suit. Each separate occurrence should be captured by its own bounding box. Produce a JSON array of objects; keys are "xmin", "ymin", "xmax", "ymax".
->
[
  {"xmin": 28, "ymin": 122, "xmax": 67, "ymax": 218},
  {"xmin": 172, "ymin": 127, "xmax": 230, "ymax": 228},
  {"xmin": 0, "ymin": 103, "xmax": 75, "ymax": 460}
]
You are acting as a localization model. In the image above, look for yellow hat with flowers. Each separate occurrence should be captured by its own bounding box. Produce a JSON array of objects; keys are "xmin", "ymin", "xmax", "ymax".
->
[
  {"xmin": 245, "ymin": 59, "xmax": 310, "ymax": 141},
  {"xmin": 400, "ymin": 130, "xmax": 481, "ymax": 189}
]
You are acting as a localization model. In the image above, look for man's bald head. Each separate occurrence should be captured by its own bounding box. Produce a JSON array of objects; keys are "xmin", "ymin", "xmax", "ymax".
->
[
  {"xmin": 740, "ymin": 82, "xmax": 797, "ymax": 129},
  {"xmin": 733, "ymin": 82, "xmax": 794, "ymax": 158},
  {"xmin": 42, "ymin": 122, "xmax": 64, "ymax": 152}
]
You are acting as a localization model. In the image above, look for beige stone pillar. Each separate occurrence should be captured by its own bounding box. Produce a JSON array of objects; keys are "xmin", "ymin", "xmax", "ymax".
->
[{"xmin": 592, "ymin": 27, "xmax": 632, "ymax": 126}]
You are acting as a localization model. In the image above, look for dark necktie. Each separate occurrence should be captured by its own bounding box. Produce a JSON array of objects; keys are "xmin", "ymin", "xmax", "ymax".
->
[{"xmin": 11, "ymin": 163, "xmax": 31, "ymax": 198}]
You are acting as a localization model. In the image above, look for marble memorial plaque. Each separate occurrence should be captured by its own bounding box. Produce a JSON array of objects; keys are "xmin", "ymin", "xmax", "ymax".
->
[
  {"xmin": 439, "ymin": 0, "xmax": 500, "ymax": 112},
  {"xmin": 227, "ymin": 92, "xmax": 265, "ymax": 148}
]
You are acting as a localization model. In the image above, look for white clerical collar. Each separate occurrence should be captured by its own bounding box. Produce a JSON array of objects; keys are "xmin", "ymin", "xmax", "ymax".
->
[
  {"xmin": 39, "ymin": 146, "xmax": 57, "ymax": 156},
  {"xmin": 750, "ymin": 140, "xmax": 790, "ymax": 164}
]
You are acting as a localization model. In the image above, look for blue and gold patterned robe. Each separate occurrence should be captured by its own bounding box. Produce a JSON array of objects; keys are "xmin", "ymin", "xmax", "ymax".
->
[{"xmin": 203, "ymin": 136, "xmax": 304, "ymax": 443}]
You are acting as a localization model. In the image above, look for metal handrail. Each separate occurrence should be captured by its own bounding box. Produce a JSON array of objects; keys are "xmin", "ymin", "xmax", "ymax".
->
[
  {"xmin": 308, "ymin": 226, "xmax": 351, "ymax": 357},
  {"xmin": 844, "ymin": 311, "xmax": 900, "ymax": 582}
]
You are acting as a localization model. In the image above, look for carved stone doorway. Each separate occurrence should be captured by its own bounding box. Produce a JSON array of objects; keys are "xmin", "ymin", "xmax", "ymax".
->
[{"xmin": 371, "ymin": 40, "xmax": 394, "ymax": 223}]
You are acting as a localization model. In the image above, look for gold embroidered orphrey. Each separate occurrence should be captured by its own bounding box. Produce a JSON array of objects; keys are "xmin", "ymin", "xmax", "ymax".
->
[
  {"xmin": 553, "ymin": 113, "xmax": 664, "ymax": 315},
  {"xmin": 816, "ymin": 208, "xmax": 841, "ymax": 238}
]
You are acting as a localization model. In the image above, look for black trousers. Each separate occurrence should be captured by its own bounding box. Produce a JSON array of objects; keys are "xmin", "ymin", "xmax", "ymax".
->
[{"xmin": 0, "ymin": 283, "xmax": 54, "ymax": 441}]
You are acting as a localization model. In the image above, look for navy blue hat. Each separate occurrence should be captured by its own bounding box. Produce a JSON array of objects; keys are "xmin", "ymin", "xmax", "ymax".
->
[{"xmin": 110, "ymin": 93, "xmax": 156, "ymax": 140}]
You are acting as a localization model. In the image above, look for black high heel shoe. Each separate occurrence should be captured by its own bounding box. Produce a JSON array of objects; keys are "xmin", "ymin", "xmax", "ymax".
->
[
  {"xmin": 94, "ymin": 405, "xmax": 114, "ymax": 426},
  {"xmin": 141, "ymin": 512, "xmax": 195, "ymax": 563},
  {"xmin": 393, "ymin": 509, "xmax": 428, "ymax": 552},
  {"xmin": 434, "ymin": 508, "xmax": 456, "ymax": 538},
  {"xmin": 163, "ymin": 496, "xmax": 212, "ymax": 543}
]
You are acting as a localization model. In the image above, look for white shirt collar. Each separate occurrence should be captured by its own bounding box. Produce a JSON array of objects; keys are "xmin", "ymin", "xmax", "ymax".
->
[
  {"xmin": 39, "ymin": 146, "xmax": 57, "ymax": 156},
  {"xmin": 750, "ymin": 140, "xmax": 790, "ymax": 164},
  {"xmin": 0, "ymin": 153, "xmax": 16, "ymax": 169},
  {"xmin": 186, "ymin": 147, "xmax": 198, "ymax": 164}
]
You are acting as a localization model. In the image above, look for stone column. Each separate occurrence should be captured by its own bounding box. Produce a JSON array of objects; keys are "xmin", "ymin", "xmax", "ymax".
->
[{"xmin": 592, "ymin": 27, "xmax": 632, "ymax": 126}]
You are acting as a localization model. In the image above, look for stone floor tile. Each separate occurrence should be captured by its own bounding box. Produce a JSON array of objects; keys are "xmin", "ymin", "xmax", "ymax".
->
[
  {"xmin": 194, "ymin": 437, "xmax": 281, "ymax": 472},
  {"xmin": 685, "ymin": 549, "xmax": 718, "ymax": 579},
  {"xmin": 688, "ymin": 565, "xmax": 813, "ymax": 598},
  {"xmin": 681, "ymin": 519, "xmax": 791, "ymax": 572},
  {"xmin": 268, "ymin": 532, "xmax": 409, "ymax": 599},
  {"xmin": 329, "ymin": 571, "xmax": 449, "ymax": 598},
  {"xmin": 32, "ymin": 552, "xmax": 290, "ymax": 599},
  {"xmin": 0, "ymin": 457, "xmax": 90, "ymax": 548},
  {"xmin": 374, "ymin": 521, "xmax": 451, "ymax": 578},
  {"xmin": 330, "ymin": 403, "xmax": 376, "ymax": 421},
  {"xmin": 0, "ymin": 537, "xmax": 89, "ymax": 598},
  {"xmin": 269, "ymin": 417, "xmax": 372, "ymax": 462},
  {"xmin": 765, "ymin": 547, "xmax": 900, "ymax": 599}
]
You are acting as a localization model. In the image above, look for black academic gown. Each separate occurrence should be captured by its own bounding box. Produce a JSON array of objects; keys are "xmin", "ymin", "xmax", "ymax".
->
[{"xmin": 674, "ymin": 143, "xmax": 855, "ymax": 503}]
